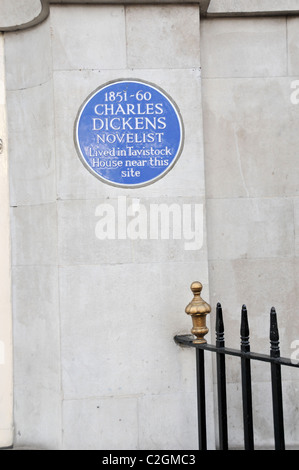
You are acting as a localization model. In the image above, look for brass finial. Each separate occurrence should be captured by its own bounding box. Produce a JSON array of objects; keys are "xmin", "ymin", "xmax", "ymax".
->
[{"xmin": 185, "ymin": 281, "xmax": 211, "ymax": 344}]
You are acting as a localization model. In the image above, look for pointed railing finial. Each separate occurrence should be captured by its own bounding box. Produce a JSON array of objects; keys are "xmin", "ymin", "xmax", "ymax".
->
[
  {"xmin": 270, "ymin": 307, "xmax": 280, "ymax": 358},
  {"xmin": 185, "ymin": 281, "xmax": 211, "ymax": 344},
  {"xmin": 240, "ymin": 305, "xmax": 250, "ymax": 352},
  {"xmin": 216, "ymin": 302, "xmax": 225, "ymax": 348}
]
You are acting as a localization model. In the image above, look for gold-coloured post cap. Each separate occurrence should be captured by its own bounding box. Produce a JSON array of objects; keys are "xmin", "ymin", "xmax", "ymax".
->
[
  {"xmin": 185, "ymin": 281, "xmax": 211, "ymax": 344},
  {"xmin": 185, "ymin": 282, "xmax": 211, "ymax": 316}
]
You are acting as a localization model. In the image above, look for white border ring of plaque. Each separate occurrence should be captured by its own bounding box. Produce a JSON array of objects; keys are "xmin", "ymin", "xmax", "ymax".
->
[{"xmin": 74, "ymin": 79, "xmax": 184, "ymax": 188}]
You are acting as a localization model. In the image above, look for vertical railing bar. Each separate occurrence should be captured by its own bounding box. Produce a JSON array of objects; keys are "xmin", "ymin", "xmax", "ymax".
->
[
  {"xmin": 270, "ymin": 307, "xmax": 285, "ymax": 451},
  {"xmin": 196, "ymin": 347, "xmax": 207, "ymax": 450},
  {"xmin": 215, "ymin": 302, "xmax": 228, "ymax": 450},
  {"xmin": 240, "ymin": 305, "xmax": 254, "ymax": 450}
]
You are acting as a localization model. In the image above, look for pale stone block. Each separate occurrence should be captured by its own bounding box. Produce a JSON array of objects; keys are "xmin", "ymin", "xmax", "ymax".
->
[
  {"xmin": 296, "ymin": 257, "xmax": 299, "ymax": 312},
  {"xmin": 54, "ymin": 0, "xmax": 204, "ymax": 4},
  {"xmin": 4, "ymin": 18, "xmax": 52, "ymax": 90},
  {"xmin": 202, "ymin": 77, "xmax": 299, "ymax": 198},
  {"xmin": 220, "ymin": 376, "xmax": 293, "ymax": 450},
  {"xmin": 282, "ymin": 376, "xmax": 299, "ymax": 448},
  {"xmin": 126, "ymin": 5, "xmax": 200, "ymax": 69},
  {"xmin": 225, "ymin": 375, "xmax": 299, "ymax": 449},
  {"xmin": 62, "ymin": 397, "xmax": 138, "ymax": 450},
  {"xmin": 208, "ymin": 258, "xmax": 297, "ymax": 355},
  {"xmin": 58, "ymin": 199, "xmax": 132, "ymax": 266},
  {"xmin": 0, "ymin": 36, "xmax": 4, "ymax": 106},
  {"xmin": 295, "ymin": 198, "xmax": 299, "ymax": 257},
  {"xmin": 54, "ymin": 68, "xmax": 205, "ymax": 200},
  {"xmin": 207, "ymin": 198, "xmax": 294, "ymax": 261},
  {"xmin": 201, "ymin": 18, "xmax": 287, "ymax": 78},
  {"xmin": 0, "ymin": 34, "xmax": 13, "ymax": 450},
  {"xmin": 11, "ymin": 203, "xmax": 57, "ymax": 266},
  {"xmin": 250, "ymin": 380, "xmax": 275, "ymax": 449},
  {"xmin": 288, "ymin": 18, "xmax": 299, "ymax": 82},
  {"xmin": 208, "ymin": 0, "xmax": 299, "ymax": 15},
  {"xmin": 224, "ymin": 382, "xmax": 244, "ymax": 449},
  {"xmin": 6, "ymin": 81, "xmax": 56, "ymax": 205},
  {"xmin": 138, "ymin": 392, "xmax": 198, "ymax": 450},
  {"xmin": 12, "ymin": 266, "xmax": 61, "ymax": 449},
  {"xmin": 224, "ymin": 380, "xmax": 275, "ymax": 449},
  {"xmin": 58, "ymin": 197, "xmax": 206, "ymax": 266},
  {"xmin": 50, "ymin": 5, "xmax": 126, "ymax": 71},
  {"xmin": 59, "ymin": 262, "xmax": 206, "ymax": 399}
]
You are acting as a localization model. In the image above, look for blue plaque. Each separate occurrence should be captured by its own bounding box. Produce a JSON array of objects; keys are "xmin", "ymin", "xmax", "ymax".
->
[{"xmin": 74, "ymin": 79, "xmax": 184, "ymax": 188}]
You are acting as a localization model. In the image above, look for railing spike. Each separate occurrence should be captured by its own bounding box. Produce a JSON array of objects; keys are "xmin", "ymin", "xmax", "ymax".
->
[
  {"xmin": 240, "ymin": 304, "xmax": 254, "ymax": 449},
  {"xmin": 270, "ymin": 307, "xmax": 280, "ymax": 358},
  {"xmin": 216, "ymin": 302, "xmax": 225, "ymax": 348},
  {"xmin": 269, "ymin": 307, "xmax": 285, "ymax": 449},
  {"xmin": 240, "ymin": 305, "xmax": 250, "ymax": 353}
]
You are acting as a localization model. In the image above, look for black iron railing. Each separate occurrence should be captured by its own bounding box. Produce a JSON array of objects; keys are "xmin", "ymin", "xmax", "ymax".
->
[{"xmin": 174, "ymin": 291, "xmax": 299, "ymax": 451}]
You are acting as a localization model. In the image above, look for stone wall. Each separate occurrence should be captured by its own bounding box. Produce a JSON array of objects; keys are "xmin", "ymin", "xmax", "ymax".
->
[
  {"xmin": 0, "ymin": 34, "xmax": 13, "ymax": 449},
  {"xmin": 4, "ymin": 4, "xmax": 212, "ymax": 449},
  {"xmin": 5, "ymin": 16, "xmax": 60, "ymax": 449},
  {"xmin": 1, "ymin": 0, "xmax": 299, "ymax": 451},
  {"xmin": 201, "ymin": 16, "xmax": 299, "ymax": 448}
]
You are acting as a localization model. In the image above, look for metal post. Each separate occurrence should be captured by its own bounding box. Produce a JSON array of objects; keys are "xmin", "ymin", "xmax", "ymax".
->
[
  {"xmin": 240, "ymin": 305, "xmax": 254, "ymax": 450},
  {"xmin": 196, "ymin": 348, "xmax": 207, "ymax": 450},
  {"xmin": 216, "ymin": 303, "xmax": 228, "ymax": 450},
  {"xmin": 185, "ymin": 282, "xmax": 211, "ymax": 449},
  {"xmin": 270, "ymin": 308, "xmax": 285, "ymax": 450}
]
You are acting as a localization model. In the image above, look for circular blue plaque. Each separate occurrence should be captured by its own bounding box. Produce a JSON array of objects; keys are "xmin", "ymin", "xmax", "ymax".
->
[{"xmin": 74, "ymin": 79, "xmax": 184, "ymax": 188}]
